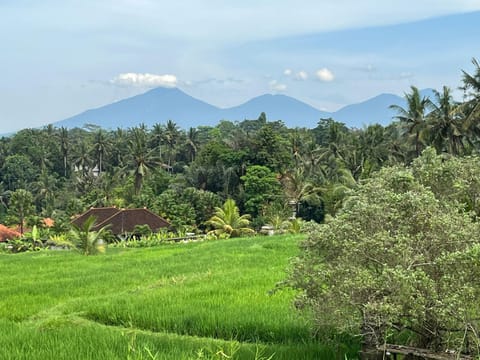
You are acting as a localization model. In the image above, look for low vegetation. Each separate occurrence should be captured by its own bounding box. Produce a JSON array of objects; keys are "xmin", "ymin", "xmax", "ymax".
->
[
  {"xmin": 206, "ymin": 198, "xmax": 255, "ymax": 237},
  {"xmin": 288, "ymin": 149, "xmax": 480, "ymax": 358},
  {"xmin": 0, "ymin": 235, "xmax": 358, "ymax": 359}
]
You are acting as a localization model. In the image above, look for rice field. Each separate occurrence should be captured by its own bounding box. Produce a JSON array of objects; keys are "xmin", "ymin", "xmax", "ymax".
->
[{"xmin": 0, "ymin": 235, "xmax": 358, "ymax": 359}]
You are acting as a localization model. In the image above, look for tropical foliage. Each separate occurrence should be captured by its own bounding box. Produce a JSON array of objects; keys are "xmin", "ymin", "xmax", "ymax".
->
[
  {"xmin": 288, "ymin": 150, "xmax": 480, "ymax": 356},
  {"xmin": 69, "ymin": 215, "xmax": 109, "ymax": 255},
  {"xmin": 1, "ymin": 58, "xmax": 480, "ymax": 357},
  {"xmin": 207, "ymin": 198, "xmax": 254, "ymax": 238},
  {"xmin": 0, "ymin": 60, "xmax": 479, "ymax": 232}
]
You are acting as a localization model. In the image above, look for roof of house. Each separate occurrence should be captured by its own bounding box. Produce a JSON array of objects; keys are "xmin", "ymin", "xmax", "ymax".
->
[
  {"xmin": 71, "ymin": 207, "xmax": 119, "ymax": 227},
  {"xmin": 71, "ymin": 207, "xmax": 170, "ymax": 235},
  {"xmin": 0, "ymin": 224, "xmax": 21, "ymax": 242}
]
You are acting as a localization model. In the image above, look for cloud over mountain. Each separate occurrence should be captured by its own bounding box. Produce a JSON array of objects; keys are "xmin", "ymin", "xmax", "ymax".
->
[
  {"xmin": 316, "ymin": 68, "xmax": 335, "ymax": 82},
  {"xmin": 110, "ymin": 73, "xmax": 178, "ymax": 88},
  {"xmin": 269, "ymin": 80, "xmax": 287, "ymax": 92}
]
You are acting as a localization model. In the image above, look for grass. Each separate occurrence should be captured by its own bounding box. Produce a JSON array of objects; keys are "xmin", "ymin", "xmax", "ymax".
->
[{"xmin": 0, "ymin": 235, "xmax": 359, "ymax": 359}]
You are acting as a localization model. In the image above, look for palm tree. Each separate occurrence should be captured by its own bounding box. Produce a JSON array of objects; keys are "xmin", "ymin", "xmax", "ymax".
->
[
  {"xmin": 207, "ymin": 198, "xmax": 254, "ymax": 238},
  {"xmin": 57, "ymin": 126, "xmax": 70, "ymax": 177},
  {"xmin": 72, "ymin": 142, "xmax": 93, "ymax": 176},
  {"xmin": 384, "ymin": 123, "xmax": 409, "ymax": 164},
  {"xmin": 69, "ymin": 215, "xmax": 108, "ymax": 255},
  {"xmin": 128, "ymin": 127, "xmax": 159, "ymax": 195},
  {"xmin": 33, "ymin": 169, "xmax": 58, "ymax": 216},
  {"xmin": 164, "ymin": 120, "xmax": 180, "ymax": 168},
  {"xmin": 428, "ymin": 86, "xmax": 464, "ymax": 155},
  {"xmin": 461, "ymin": 58, "xmax": 480, "ymax": 103},
  {"xmin": 95, "ymin": 171, "xmax": 122, "ymax": 207},
  {"xmin": 31, "ymin": 132, "xmax": 53, "ymax": 172},
  {"xmin": 109, "ymin": 127, "xmax": 129, "ymax": 168},
  {"xmin": 280, "ymin": 167, "xmax": 322, "ymax": 218},
  {"xmin": 150, "ymin": 123, "xmax": 165, "ymax": 164},
  {"xmin": 288, "ymin": 128, "xmax": 316, "ymax": 167},
  {"xmin": 92, "ymin": 129, "xmax": 111, "ymax": 174},
  {"xmin": 185, "ymin": 127, "xmax": 199, "ymax": 162},
  {"xmin": 300, "ymin": 141, "xmax": 323, "ymax": 180},
  {"xmin": 460, "ymin": 58, "xmax": 480, "ymax": 146},
  {"xmin": 358, "ymin": 125, "xmax": 388, "ymax": 166},
  {"xmin": 221, "ymin": 165, "xmax": 239, "ymax": 197},
  {"xmin": 390, "ymin": 86, "xmax": 433, "ymax": 158}
]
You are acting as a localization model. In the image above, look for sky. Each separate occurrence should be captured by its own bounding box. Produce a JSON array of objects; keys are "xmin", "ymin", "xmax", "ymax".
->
[{"xmin": 1, "ymin": 0, "xmax": 480, "ymax": 133}]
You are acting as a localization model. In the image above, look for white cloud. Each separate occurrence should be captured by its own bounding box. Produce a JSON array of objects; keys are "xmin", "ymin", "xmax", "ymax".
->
[
  {"xmin": 269, "ymin": 80, "xmax": 287, "ymax": 92},
  {"xmin": 110, "ymin": 73, "xmax": 178, "ymax": 88},
  {"xmin": 316, "ymin": 68, "xmax": 335, "ymax": 82},
  {"xmin": 295, "ymin": 70, "xmax": 308, "ymax": 81},
  {"xmin": 283, "ymin": 69, "xmax": 308, "ymax": 80}
]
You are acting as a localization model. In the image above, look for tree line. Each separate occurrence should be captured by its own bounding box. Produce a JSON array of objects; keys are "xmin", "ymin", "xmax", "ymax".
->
[{"xmin": 0, "ymin": 58, "xmax": 479, "ymax": 234}]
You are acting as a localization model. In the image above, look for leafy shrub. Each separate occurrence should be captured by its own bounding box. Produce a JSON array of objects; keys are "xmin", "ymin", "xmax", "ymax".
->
[{"xmin": 289, "ymin": 161, "xmax": 480, "ymax": 356}]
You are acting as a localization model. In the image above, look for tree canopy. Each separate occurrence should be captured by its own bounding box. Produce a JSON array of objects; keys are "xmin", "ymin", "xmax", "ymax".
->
[{"xmin": 288, "ymin": 150, "xmax": 480, "ymax": 356}]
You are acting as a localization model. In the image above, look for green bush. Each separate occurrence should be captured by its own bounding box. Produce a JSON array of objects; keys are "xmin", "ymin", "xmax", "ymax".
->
[{"xmin": 289, "ymin": 158, "xmax": 480, "ymax": 356}]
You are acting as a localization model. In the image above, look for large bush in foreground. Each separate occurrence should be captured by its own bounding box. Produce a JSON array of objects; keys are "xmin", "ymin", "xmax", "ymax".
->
[{"xmin": 289, "ymin": 161, "xmax": 480, "ymax": 356}]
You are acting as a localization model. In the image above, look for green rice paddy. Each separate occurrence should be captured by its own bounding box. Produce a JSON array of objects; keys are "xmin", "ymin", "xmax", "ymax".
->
[{"xmin": 0, "ymin": 235, "xmax": 358, "ymax": 359}]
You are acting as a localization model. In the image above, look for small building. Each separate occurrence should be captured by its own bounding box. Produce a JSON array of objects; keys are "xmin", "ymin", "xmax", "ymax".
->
[
  {"xmin": 0, "ymin": 224, "xmax": 21, "ymax": 242},
  {"xmin": 71, "ymin": 207, "xmax": 170, "ymax": 236}
]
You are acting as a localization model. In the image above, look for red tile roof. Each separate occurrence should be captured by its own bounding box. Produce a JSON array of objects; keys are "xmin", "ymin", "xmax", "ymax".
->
[
  {"xmin": 71, "ymin": 207, "xmax": 170, "ymax": 235},
  {"xmin": 0, "ymin": 224, "xmax": 21, "ymax": 242}
]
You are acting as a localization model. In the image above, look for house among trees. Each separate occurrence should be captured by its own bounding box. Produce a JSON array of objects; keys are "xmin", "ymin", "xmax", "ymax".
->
[
  {"xmin": 71, "ymin": 207, "xmax": 170, "ymax": 236},
  {"xmin": 0, "ymin": 224, "xmax": 21, "ymax": 242}
]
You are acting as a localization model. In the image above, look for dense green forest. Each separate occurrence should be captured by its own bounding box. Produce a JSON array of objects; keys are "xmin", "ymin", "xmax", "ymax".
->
[{"xmin": 0, "ymin": 59, "xmax": 479, "ymax": 236}]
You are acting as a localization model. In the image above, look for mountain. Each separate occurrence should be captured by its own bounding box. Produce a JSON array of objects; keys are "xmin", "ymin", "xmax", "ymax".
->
[
  {"xmin": 52, "ymin": 87, "xmax": 434, "ymax": 130},
  {"xmin": 55, "ymin": 87, "xmax": 222, "ymax": 129},
  {"xmin": 332, "ymin": 89, "xmax": 436, "ymax": 127},
  {"xmin": 220, "ymin": 94, "xmax": 330, "ymax": 128},
  {"xmin": 333, "ymin": 93, "xmax": 404, "ymax": 127}
]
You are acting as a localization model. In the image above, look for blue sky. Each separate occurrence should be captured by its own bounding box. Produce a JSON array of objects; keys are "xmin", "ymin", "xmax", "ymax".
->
[{"xmin": 1, "ymin": 1, "xmax": 480, "ymax": 133}]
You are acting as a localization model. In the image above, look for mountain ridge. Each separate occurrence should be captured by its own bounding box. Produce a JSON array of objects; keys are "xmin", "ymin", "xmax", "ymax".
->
[{"xmin": 50, "ymin": 87, "xmax": 431, "ymax": 130}]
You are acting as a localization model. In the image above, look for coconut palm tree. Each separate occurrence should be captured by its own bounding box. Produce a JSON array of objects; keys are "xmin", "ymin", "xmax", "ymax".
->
[
  {"xmin": 110, "ymin": 127, "xmax": 129, "ymax": 168},
  {"xmin": 280, "ymin": 167, "xmax": 323, "ymax": 218},
  {"xmin": 164, "ymin": 120, "xmax": 180, "ymax": 168},
  {"xmin": 207, "ymin": 198, "xmax": 254, "ymax": 238},
  {"xmin": 289, "ymin": 128, "xmax": 304, "ymax": 166},
  {"xmin": 461, "ymin": 58, "xmax": 480, "ymax": 103},
  {"xmin": 127, "ymin": 127, "xmax": 160, "ymax": 195},
  {"xmin": 185, "ymin": 127, "xmax": 199, "ymax": 162},
  {"xmin": 390, "ymin": 86, "xmax": 433, "ymax": 158},
  {"xmin": 92, "ymin": 129, "xmax": 111, "ymax": 174},
  {"xmin": 56, "ymin": 126, "xmax": 70, "ymax": 177},
  {"xmin": 32, "ymin": 169, "xmax": 58, "ymax": 216},
  {"xmin": 69, "ymin": 215, "xmax": 108, "ymax": 255},
  {"xmin": 428, "ymin": 86, "xmax": 464, "ymax": 155},
  {"xmin": 150, "ymin": 123, "xmax": 165, "ymax": 164},
  {"xmin": 72, "ymin": 141, "xmax": 93, "ymax": 176},
  {"xmin": 460, "ymin": 58, "xmax": 480, "ymax": 146}
]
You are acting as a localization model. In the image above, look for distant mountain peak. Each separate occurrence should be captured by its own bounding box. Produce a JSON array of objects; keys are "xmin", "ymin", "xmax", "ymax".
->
[{"xmin": 50, "ymin": 87, "xmax": 410, "ymax": 131}]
